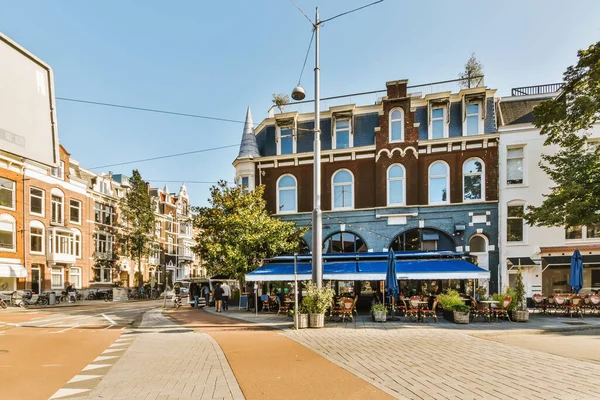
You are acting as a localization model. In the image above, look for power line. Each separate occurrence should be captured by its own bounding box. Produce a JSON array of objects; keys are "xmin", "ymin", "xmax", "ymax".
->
[
  {"xmin": 146, "ymin": 180, "xmax": 218, "ymax": 184},
  {"xmin": 289, "ymin": 0, "xmax": 314, "ymax": 25},
  {"xmin": 297, "ymin": 29, "xmax": 315, "ymax": 85},
  {"xmin": 321, "ymin": 0, "xmax": 384, "ymax": 23},
  {"xmin": 89, "ymin": 144, "xmax": 239, "ymax": 170},
  {"xmin": 56, "ymin": 97, "xmax": 248, "ymax": 125}
]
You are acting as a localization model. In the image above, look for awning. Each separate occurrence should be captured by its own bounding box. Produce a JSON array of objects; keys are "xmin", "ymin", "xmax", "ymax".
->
[
  {"xmin": 507, "ymin": 257, "xmax": 538, "ymax": 267},
  {"xmin": 0, "ymin": 263, "xmax": 27, "ymax": 278},
  {"xmin": 542, "ymin": 255, "xmax": 600, "ymax": 267},
  {"xmin": 245, "ymin": 259, "xmax": 489, "ymax": 281}
]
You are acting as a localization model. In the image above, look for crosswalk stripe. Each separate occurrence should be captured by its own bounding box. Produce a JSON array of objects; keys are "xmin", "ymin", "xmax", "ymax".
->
[
  {"xmin": 82, "ymin": 364, "xmax": 111, "ymax": 371},
  {"xmin": 93, "ymin": 355, "xmax": 119, "ymax": 362},
  {"xmin": 68, "ymin": 374, "xmax": 102, "ymax": 383},
  {"xmin": 49, "ymin": 388, "xmax": 91, "ymax": 399}
]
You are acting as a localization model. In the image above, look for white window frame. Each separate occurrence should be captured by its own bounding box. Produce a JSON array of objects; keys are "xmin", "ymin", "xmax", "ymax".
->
[
  {"xmin": 506, "ymin": 201, "xmax": 526, "ymax": 244},
  {"xmin": 389, "ymin": 108, "xmax": 404, "ymax": 143},
  {"xmin": 333, "ymin": 118, "xmax": 353, "ymax": 150},
  {"xmin": 69, "ymin": 199, "xmax": 82, "ymax": 224},
  {"xmin": 168, "ymin": 236, "xmax": 174, "ymax": 254},
  {"xmin": 51, "ymin": 160, "xmax": 65, "ymax": 180},
  {"xmin": 506, "ymin": 146, "xmax": 526, "ymax": 186},
  {"xmin": 30, "ymin": 221, "xmax": 45, "ymax": 254},
  {"xmin": 462, "ymin": 158, "xmax": 485, "ymax": 202},
  {"xmin": 276, "ymin": 126, "xmax": 296, "ymax": 155},
  {"xmin": 428, "ymin": 161, "xmax": 450, "ymax": 205},
  {"xmin": 94, "ymin": 202, "xmax": 113, "ymax": 226},
  {"xmin": 51, "ymin": 189, "xmax": 64, "ymax": 225},
  {"xmin": 565, "ymin": 224, "xmax": 600, "ymax": 241},
  {"xmin": 0, "ymin": 213, "xmax": 16, "ymax": 252},
  {"xmin": 387, "ymin": 164, "xmax": 406, "ymax": 206},
  {"xmin": 276, "ymin": 174, "xmax": 298, "ymax": 214},
  {"xmin": 72, "ymin": 229, "xmax": 82, "ymax": 258},
  {"xmin": 429, "ymin": 106, "xmax": 448, "ymax": 140},
  {"xmin": 93, "ymin": 264, "xmax": 113, "ymax": 283},
  {"xmin": 95, "ymin": 231, "xmax": 113, "ymax": 257},
  {"xmin": 0, "ymin": 177, "xmax": 16, "ymax": 211},
  {"xmin": 29, "ymin": 187, "xmax": 45, "ymax": 217},
  {"xmin": 331, "ymin": 169, "xmax": 354, "ymax": 210},
  {"xmin": 70, "ymin": 267, "xmax": 82, "ymax": 289},
  {"xmin": 463, "ymin": 101, "xmax": 484, "ymax": 136},
  {"xmin": 51, "ymin": 267, "xmax": 64, "ymax": 289}
]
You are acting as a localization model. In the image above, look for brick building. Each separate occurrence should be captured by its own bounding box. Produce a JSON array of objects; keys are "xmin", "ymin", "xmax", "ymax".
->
[{"xmin": 234, "ymin": 77, "xmax": 500, "ymax": 293}]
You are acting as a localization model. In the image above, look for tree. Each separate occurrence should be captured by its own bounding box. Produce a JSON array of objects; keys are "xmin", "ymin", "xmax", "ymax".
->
[
  {"xmin": 119, "ymin": 170, "xmax": 156, "ymax": 286},
  {"xmin": 272, "ymin": 93, "xmax": 290, "ymax": 113},
  {"xmin": 525, "ymin": 40, "xmax": 600, "ymax": 228},
  {"xmin": 192, "ymin": 181, "xmax": 307, "ymax": 282},
  {"xmin": 459, "ymin": 53, "xmax": 484, "ymax": 88}
]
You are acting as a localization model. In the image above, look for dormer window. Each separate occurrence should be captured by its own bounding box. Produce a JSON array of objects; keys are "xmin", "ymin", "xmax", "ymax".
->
[
  {"xmin": 334, "ymin": 119, "xmax": 352, "ymax": 149},
  {"xmin": 389, "ymin": 109, "xmax": 404, "ymax": 143},
  {"xmin": 278, "ymin": 127, "xmax": 295, "ymax": 155},
  {"xmin": 430, "ymin": 107, "xmax": 447, "ymax": 139},
  {"xmin": 464, "ymin": 102, "xmax": 483, "ymax": 135},
  {"xmin": 51, "ymin": 161, "xmax": 65, "ymax": 180}
]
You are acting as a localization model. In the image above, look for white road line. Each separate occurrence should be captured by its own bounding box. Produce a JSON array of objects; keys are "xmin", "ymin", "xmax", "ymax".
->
[
  {"xmin": 93, "ymin": 355, "xmax": 119, "ymax": 362},
  {"xmin": 50, "ymin": 324, "xmax": 79, "ymax": 334},
  {"xmin": 49, "ymin": 388, "xmax": 91, "ymax": 399},
  {"xmin": 68, "ymin": 374, "xmax": 102, "ymax": 383},
  {"xmin": 101, "ymin": 314, "xmax": 117, "ymax": 325},
  {"xmin": 101, "ymin": 348, "xmax": 125, "ymax": 354},
  {"xmin": 81, "ymin": 364, "xmax": 111, "ymax": 371},
  {"xmin": 102, "ymin": 324, "xmax": 115, "ymax": 330}
]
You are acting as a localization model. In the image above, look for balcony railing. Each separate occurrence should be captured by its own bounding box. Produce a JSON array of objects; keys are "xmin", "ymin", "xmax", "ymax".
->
[{"xmin": 511, "ymin": 83, "xmax": 564, "ymax": 96}]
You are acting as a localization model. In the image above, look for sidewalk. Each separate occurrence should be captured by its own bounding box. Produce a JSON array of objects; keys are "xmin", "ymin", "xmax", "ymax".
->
[{"xmin": 83, "ymin": 309, "xmax": 244, "ymax": 400}]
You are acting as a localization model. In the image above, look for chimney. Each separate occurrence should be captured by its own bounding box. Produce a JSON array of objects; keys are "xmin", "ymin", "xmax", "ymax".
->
[{"xmin": 386, "ymin": 79, "xmax": 408, "ymax": 99}]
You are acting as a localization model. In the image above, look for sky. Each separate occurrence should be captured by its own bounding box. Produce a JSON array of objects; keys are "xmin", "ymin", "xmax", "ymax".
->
[{"xmin": 1, "ymin": 0, "xmax": 599, "ymax": 206}]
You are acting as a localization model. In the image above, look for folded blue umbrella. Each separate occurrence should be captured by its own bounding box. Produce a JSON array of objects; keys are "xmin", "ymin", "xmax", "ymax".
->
[{"xmin": 570, "ymin": 249, "xmax": 584, "ymax": 294}]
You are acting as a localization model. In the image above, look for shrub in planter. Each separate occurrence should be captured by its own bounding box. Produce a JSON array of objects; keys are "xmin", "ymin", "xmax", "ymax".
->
[
  {"xmin": 452, "ymin": 304, "xmax": 470, "ymax": 324},
  {"xmin": 511, "ymin": 266, "xmax": 529, "ymax": 322},
  {"xmin": 302, "ymin": 282, "xmax": 334, "ymax": 328},
  {"xmin": 371, "ymin": 303, "xmax": 387, "ymax": 322},
  {"xmin": 297, "ymin": 304, "xmax": 309, "ymax": 329},
  {"xmin": 438, "ymin": 289, "xmax": 467, "ymax": 322}
]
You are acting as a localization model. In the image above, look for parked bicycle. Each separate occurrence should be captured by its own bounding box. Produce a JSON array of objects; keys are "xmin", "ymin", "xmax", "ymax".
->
[
  {"xmin": 87, "ymin": 288, "xmax": 105, "ymax": 300},
  {"xmin": 174, "ymin": 295, "xmax": 182, "ymax": 309},
  {"xmin": 19, "ymin": 291, "xmax": 49, "ymax": 308},
  {"xmin": 104, "ymin": 290, "xmax": 113, "ymax": 302},
  {"xmin": 0, "ymin": 297, "xmax": 7, "ymax": 309}
]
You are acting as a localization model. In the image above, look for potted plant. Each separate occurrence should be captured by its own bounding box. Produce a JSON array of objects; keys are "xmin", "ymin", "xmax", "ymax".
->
[
  {"xmin": 511, "ymin": 267, "xmax": 529, "ymax": 322},
  {"xmin": 297, "ymin": 304, "xmax": 309, "ymax": 329},
  {"xmin": 371, "ymin": 303, "xmax": 387, "ymax": 322},
  {"xmin": 302, "ymin": 281, "xmax": 334, "ymax": 328},
  {"xmin": 438, "ymin": 289, "xmax": 470, "ymax": 324}
]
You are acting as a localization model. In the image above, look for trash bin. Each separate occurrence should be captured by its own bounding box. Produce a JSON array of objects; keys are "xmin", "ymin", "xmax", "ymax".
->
[{"xmin": 48, "ymin": 291, "xmax": 56, "ymax": 305}]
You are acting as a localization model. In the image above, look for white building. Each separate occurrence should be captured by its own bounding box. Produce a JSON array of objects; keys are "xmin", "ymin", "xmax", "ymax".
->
[{"xmin": 498, "ymin": 84, "xmax": 600, "ymax": 299}]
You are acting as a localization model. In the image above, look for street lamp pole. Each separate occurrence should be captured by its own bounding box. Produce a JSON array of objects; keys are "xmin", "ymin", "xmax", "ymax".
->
[{"xmin": 312, "ymin": 7, "xmax": 323, "ymax": 288}]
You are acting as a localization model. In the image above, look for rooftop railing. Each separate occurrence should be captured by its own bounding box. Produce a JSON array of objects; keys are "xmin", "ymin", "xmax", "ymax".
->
[{"xmin": 511, "ymin": 83, "xmax": 564, "ymax": 96}]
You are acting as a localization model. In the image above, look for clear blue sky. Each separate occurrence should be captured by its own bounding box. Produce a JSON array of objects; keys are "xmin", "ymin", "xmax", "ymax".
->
[{"xmin": 1, "ymin": 0, "xmax": 599, "ymax": 206}]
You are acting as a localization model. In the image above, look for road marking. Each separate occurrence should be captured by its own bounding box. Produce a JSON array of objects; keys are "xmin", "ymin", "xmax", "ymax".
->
[
  {"xmin": 42, "ymin": 364, "xmax": 63, "ymax": 367},
  {"xmin": 94, "ymin": 355, "xmax": 119, "ymax": 362},
  {"xmin": 102, "ymin": 324, "xmax": 116, "ymax": 330},
  {"xmin": 101, "ymin": 348, "xmax": 124, "ymax": 354},
  {"xmin": 68, "ymin": 374, "xmax": 102, "ymax": 383},
  {"xmin": 109, "ymin": 342, "xmax": 128, "ymax": 347},
  {"xmin": 82, "ymin": 364, "xmax": 111, "ymax": 371},
  {"xmin": 49, "ymin": 388, "xmax": 91, "ymax": 399},
  {"xmin": 101, "ymin": 313, "xmax": 117, "ymax": 324},
  {"xmin": 50, "ymin": 325, "xmax": 79, "ymax": 334}
]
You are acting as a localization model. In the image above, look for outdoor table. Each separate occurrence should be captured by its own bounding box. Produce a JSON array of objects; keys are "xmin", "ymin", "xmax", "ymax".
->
[
  {"xmin": 478, "ymin": 300, "xmax": 499, "ymax": 311},
  {"xmin": 417, "ymin": 301, "xmax": 428, "ymax": 322}
]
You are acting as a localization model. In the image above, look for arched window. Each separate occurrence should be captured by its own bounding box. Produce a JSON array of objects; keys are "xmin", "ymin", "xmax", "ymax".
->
[
  {"xmin": 428, "ymin": 161, "xmax": 449, "ymax": 204},
  {"xmin": 71, "ymin": 228, "xmax": 82, "ymax": 258},
  {"xmin": 30, "ymin": 220, "xmax": 45, "ymax": 254},
  {"xmin": 277, "ymin": 175, "xmax": 297, "ymax": 214},
  {"xmin": 332, "ymin": 169, "xmax": 354, "ymax": 210},
  {"xmin": 389, "ymin": 109, "xmax": 404, "ymax": 142},
  {"xmin": 387, "ymin": 164, "xmax": 405, "ymax": 206},
  {"xmin": 390, "ymin": 228, "xmax": 455, "ymax": 252},
  {"xmin": 0, "ymin": 213, "xmax": 16, "ymax": 251},
  {"xmin": 463, "ymin": 158, "xmax": 485, "ymax": 201},
  {"xmin": 323, "ymin": 232, "xmax": 367, "ymax": 253}
]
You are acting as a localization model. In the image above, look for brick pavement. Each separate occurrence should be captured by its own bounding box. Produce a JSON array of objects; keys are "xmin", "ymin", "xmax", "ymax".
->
[
  {"xmin": 81, "ymin": 310, "xmax": 244, "ymax": 400},
  {"xmin": 284, "ymin": 327, "xmax": 600, "ymax": 400}
]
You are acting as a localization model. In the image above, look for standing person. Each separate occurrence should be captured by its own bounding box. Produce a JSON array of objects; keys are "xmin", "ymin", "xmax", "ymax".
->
[
  {"xmin": 221, "ymin": 281, "xmax": 231, "ymax": 311},
  {"xmin": 213, "ymin": 283, "xmax": 224, "ymax": 312},
  {"xmin": 189, "ymin": 282, "xmax": 197, "ymax": 308},
  {"xmin": 202, "ymin": 285, "xmax": 210, "ymax": 307},
  {"xmin": 66, "ymin": 282, "xmax": 76, "ymax": 303},
  {"xmin": 193, "ymin": 282, "xmax": 201, "ymax": 309}
]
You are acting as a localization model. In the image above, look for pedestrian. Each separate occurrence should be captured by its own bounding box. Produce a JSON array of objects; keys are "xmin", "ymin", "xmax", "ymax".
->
[
  {"xmin": 202, "ymin": 285, "xmax": 210, "ymax": 306},
  {"xmin": 193, "ymin": 282, "xmax": 201, "ymax": 309},
  {"xmin": 189, "ymin": 282, "xmax": 197, "ymax": 308},
  {"xmin": 213, "ymin": 283, "xmax": 224, "ymax": 312},
  {"xmin": 66, "ymin": 282, "xmax": 76, "ymax": 303},
  {"xmin": 221, "ymin": 281, "xmax": 231, "ymax": 311}
]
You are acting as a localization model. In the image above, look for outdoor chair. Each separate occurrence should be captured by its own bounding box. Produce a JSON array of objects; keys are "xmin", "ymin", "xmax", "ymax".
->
[
  {"xmin": 581, "ymin": 296, "xmax": 592, "ymax": 315},
  {"xmin": 339, "ymin": 298, "xmax": 354, "ymax": 322},
  {"xmin": 495, "ymin": 297, "xmax": 512, "ymax": 322},
  {"xmin": 352, "ymin": 295, "xmax": 359, "ymax": 317},
  {"xmin": 532, "ymin": 294, "xmax": 545, "ymax": 313},
  {"xmin": 260, "ymin": 294, "xmax": 271, "ymax": 312},
  {"xmin": 553, "ymin": 294, "xmax": 566, "ymax": 315},
  {"xmin": 276, "ymin": 297, "xmax": 289, "ymax": 316},
  {"xmin": 590, "ymin": 294, "xmax": 600, "ymax": 314},
  {"xmin": 547, "ymin": 296, "xmax": 556, "ymax": 314},
  {"xmin": 405, "ymin": 296, "xmax": 420, "ymax": 322},
  {"xmin": 470, "ymin": 297, "xmax": 492, "ymax": 323},
  {"xmin": 329, "ymin": 299, "xmax": 342, "ymax": 320},
  {"xmin": 421, "ymin": 298, "xmax": 438, "ymax": 323},
  {"xmin": 564, "ymin": 296, "xmax": 583, "ymax": 319},
  {"xmin": 395, "ymin": 297, "xmax": 407, "ymax": 318}
]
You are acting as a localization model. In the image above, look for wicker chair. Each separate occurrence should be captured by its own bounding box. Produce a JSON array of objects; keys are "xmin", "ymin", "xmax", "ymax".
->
[
  {"xmin": 339, "ymin": 298, "xmax": 354, "ymax": 322},
  {"xmin": 260, "ymin": 295, "xmax": 271, "ymax": 312},
  {"xmin": 532, "ymin": 294, "xmax": 545, "ymax": 313},
  {"xmin": 395, "ymin": 297, "xmax": 407, "ymax": 318},
  {"xmin": 495, "ymin": 297, "xmax": 512, "ymax": 322},
  {"xmin": 405, "ymin": 297, "xmax": 420, "ymax": 322},
  {"xmin": 564, "ymin": 296, "xmax": 583, "ymax": 318},
  {"xmin": 421, "ymin": 298, "xmax": 438, "ymax": 323},
  {"xmin": 471, "ymin": 297, "xmax": 492, "ymax": 322},
  {"xmin": 590, "ymin": 294, "xmax": 600, "ymax": 315},
  {"xmin": 276, "ymin": 297, "xmax": 289, "ymax": 316},
  {"xmin": 554, "ymin": 294, "xmax": 566, "ymax": 315}
]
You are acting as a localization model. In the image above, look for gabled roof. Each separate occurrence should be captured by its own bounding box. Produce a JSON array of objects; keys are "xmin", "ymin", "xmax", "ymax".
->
[{"xmin": 236, "ymin": 106, "xmax": 260, "ymax": 160}]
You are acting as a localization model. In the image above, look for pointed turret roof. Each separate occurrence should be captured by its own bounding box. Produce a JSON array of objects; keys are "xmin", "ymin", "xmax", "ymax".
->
[{"xmin": 236, "ymin": 106, "xmax": 260, "ymax": 159}]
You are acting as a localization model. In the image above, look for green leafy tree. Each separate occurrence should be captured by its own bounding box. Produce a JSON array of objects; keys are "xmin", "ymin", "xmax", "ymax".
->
[
  {"xmin": 272, "ymin": 93, "xmax": 290, "ymax": 113},
  {"xmin": 526, "ymin": 40, "xmax": 600, "ymax": 228},
  {"xmin": 119, "ymin": 170, "xmax": 156, "ymax": 286},
  {"xmin": 459, "ymin": 53, "xmax": 484, "ymax": 88},
  {"xmin": 192, "ymin": 181, "xmax": 308, "ymax": 282}
]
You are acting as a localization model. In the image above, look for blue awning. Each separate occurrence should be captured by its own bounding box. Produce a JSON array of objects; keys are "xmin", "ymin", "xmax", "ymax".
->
[{"xmin": 246, "ymin": 258, "xmax": 489, "ymax": 281}]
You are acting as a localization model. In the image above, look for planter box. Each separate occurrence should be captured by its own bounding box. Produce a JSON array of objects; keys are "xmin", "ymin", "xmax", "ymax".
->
[
  {"xmin": 309, "ymin": 313, "xmax": 324, "ymax": 328},
  {"xmin": 452, "ymin": 311, "xmax": 470, "ymax": 324},
  {"xmin": 112, "ymin": 288, "xmax": 128, "ymax": 302},
  {"xmin": 511, "ymin": 310, "xmax": 529, "ymax": 322},
  {"xmin": 298, "ymin": 314, "xmax": 309, "ymax": 329},
  {"xmin": 372, "ymin": 310, "xmax": 387, "ymax": 322}
]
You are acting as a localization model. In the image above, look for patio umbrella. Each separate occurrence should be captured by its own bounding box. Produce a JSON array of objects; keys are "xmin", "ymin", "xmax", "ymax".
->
[
  {"xmin": 570, "ymin": 249, "xmax": 584, "ymax": 294},
  {"xmin": 385, "ymin": 249, "xmax": 400, "ymax": 319}
]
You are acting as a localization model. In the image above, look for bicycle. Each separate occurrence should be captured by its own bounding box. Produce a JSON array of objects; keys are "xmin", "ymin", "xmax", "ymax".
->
[
  {"xmin": 104, "ymin": 291, "xmax": 113, "ymax": 302},
  {"xmin": 174, "ymin": 295, "xmax": 182, "ymax": 309},
  {"xmin": 0, "ymin": 298, "xmax": 7, "ymax": 309}
]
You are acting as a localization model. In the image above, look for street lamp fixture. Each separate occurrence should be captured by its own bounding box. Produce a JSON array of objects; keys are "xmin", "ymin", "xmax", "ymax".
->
[{"xmin": 291, "ymin": 85, "xmax": 306, "ymax": 101}]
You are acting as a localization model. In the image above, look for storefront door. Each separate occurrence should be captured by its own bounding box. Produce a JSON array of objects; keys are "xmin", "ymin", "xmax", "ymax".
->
[{"xmin": 32, "ymin": 268, "xmax": 40, "ymax": 294}]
